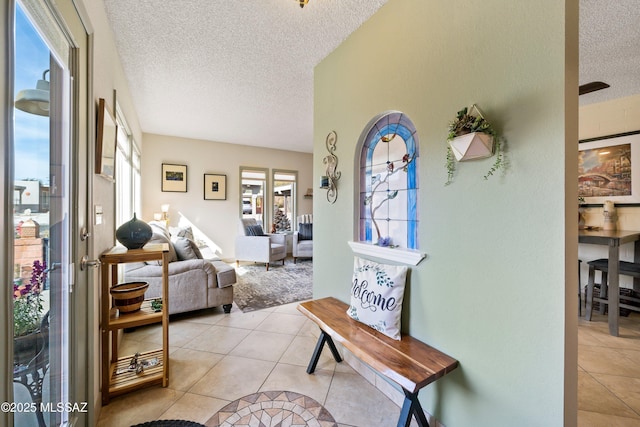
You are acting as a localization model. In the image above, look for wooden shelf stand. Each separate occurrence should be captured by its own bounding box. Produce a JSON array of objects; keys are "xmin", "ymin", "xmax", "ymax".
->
[{"xmin": 100, "ymin": 244, "xmax": 169, "ymax": 405}]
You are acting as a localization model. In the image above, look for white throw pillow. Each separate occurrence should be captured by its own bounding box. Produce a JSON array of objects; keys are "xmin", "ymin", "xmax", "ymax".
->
[{"xmin": 347, "ymin": 257, "xmax": 408, "ymax": 340}]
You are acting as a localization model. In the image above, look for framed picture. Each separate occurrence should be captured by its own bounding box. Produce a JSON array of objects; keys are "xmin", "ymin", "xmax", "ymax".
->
[
  {"xmin": 96, "ymin": 98, "xmax": 117, "ymax": 180},
  {"xmin": 579, "ymin": 131, "xmax": 640, "ymax": 205},
  {"xmin": 204, "ymin": 174, "xmax": 227, "ymax": 200},
  {"xmin": 162, "ymin": 163, "xmax": 188, "ymax": 192}
]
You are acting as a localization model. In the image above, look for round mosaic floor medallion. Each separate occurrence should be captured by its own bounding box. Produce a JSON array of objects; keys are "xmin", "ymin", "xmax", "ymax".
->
[{"xmin": 206, "ymin": 390, "xmax": 337, "ymax": 427}]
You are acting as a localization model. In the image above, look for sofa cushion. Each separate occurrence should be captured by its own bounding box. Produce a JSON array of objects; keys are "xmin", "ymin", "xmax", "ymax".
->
[
  {"xmin": 298, "ymin": 223, "xmax": 313, "ymax": 241},
  {"xmin": 346, "ymin": 257, "xmax": 408, "ymax": 340},
  {"xmin": 173, "ymin": 237, "xmax": 203, "ymax": 260},
  {"xmin": 246, "ymin": 224, "xmax": 265, "ymax": 236},
  {"xmin": 170, "ymin": 225, "xmax": 195, "ymax": 241},
  {"xmin": 146, "ymin": 224, "xmax": 178, "ymax": 264}
]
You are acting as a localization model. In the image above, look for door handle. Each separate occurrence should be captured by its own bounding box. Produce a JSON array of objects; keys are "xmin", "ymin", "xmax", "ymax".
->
[
  {"xmin": 80, "ymin": 255, "xmax": 100, "ymax": 271},
  {"xmin": 46, "ymin": 262, "xmax": 62, "ymax": 273}
]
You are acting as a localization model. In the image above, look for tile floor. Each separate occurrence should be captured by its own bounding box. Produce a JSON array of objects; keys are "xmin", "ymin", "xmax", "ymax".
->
[
  {"xmin": 578, "ymin": 309, "xmax": 640, "ymax": 426},
  {"xmin": 96, "ymin": 301, "xmax": 408, "ymax": 427},
  {"xmin": 96, "ymin": 300, "xmax": 640, "ymax": 427}
]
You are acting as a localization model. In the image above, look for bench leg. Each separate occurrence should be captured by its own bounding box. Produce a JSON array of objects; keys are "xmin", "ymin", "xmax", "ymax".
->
[
  {"xmin": 306, "ymin": 330, "xmax": 343, "ymax": 374},
  {"xmin": 398, "ymin": 389, "xmax": 429, "ymax": 427}
]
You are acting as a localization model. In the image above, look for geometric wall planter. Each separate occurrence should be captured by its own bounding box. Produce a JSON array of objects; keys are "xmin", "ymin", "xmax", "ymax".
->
[{"xmin": 448, "ymin": 132, "xmax": 495, "ymax": 161}]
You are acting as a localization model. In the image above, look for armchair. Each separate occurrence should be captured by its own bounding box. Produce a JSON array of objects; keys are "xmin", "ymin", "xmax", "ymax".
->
[
  {"xmin": 236, "ymin": 218, "xmax": 286, "ymax": 270},
  {"xmin": 293, "ymin": 214, "xmax": 313, "ymax": 263}
]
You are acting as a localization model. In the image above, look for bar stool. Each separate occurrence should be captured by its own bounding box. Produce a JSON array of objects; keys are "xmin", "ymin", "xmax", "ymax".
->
[{"xmin": 585, "ymin": 258, "xmax": 640, "ymax": 320}]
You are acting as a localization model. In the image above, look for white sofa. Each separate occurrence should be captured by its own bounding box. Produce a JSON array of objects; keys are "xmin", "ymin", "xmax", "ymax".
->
[{"xmin": 124, "ymin": 223, "xmax": 235, "ymax": 314}]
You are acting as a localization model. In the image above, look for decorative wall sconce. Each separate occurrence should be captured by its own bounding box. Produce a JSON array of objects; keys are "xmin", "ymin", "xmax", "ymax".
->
[{"xmin": 321, "ymin": 131, "xmax": 341, "ymax": 204}]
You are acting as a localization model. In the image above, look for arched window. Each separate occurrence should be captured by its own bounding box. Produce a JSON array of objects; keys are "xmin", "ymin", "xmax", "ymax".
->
[{"xmin": 359, "ymin": 112, "xmax": 419, "ymax": 249}]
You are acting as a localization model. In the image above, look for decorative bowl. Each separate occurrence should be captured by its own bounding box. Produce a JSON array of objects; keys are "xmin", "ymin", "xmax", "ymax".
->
[{"xmin": 109, "ymin": 282, "xmax": 149, "ymax": 313}]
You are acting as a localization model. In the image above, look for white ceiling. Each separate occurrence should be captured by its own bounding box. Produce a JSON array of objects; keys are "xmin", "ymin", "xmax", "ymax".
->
[{"xmin": 103, "ymin": 0, "xmax": 640, "ymax": 153}]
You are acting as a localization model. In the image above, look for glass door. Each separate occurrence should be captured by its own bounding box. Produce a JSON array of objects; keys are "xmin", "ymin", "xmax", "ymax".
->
[
  {"xmin": 240, "ymin": 167, "xmax": 269, "ymax": 229},
  {"xmin": 11, "ymin": 1, "xmax": 86, "ymax": 425}
]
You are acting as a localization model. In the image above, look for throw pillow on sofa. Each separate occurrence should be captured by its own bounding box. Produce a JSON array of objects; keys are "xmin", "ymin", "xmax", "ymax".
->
[
  {"xmin": 298, "ymin": 223, "xmax": 312, "ymax": 241},
  {"xmin": 170, "ymin": 225, "xmax": 195, "ymax": 241},
  {"xmin": 173, "ymin": 237, "xmax": 203, "ymax": 260},
  {"xmin": 346, "ymin": 257, "xmax": 408, "ymax": 340},
  {"xmin": 145, "ymin": 223, "xmax": 178, "ymax": 264},
  {"xmin": 246, "ymin": 224, "xmax": 265, "ymax": 236}
]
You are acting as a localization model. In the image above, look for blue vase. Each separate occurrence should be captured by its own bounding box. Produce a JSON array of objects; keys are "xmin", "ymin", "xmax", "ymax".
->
[{"xmin": 116, "ymin": 213, "xmax": 152, "ymax": 249}]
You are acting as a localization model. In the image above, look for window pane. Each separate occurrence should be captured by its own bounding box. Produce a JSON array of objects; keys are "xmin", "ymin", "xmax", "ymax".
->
[{"xmin": 359, "ymin": 112, "xmax": 419, "ymax": 249}]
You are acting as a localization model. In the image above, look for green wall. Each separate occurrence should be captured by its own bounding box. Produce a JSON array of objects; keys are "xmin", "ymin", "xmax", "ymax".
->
[{"xmin": 313, "ymin": 0, "xmax": 578, "ymax": 425}]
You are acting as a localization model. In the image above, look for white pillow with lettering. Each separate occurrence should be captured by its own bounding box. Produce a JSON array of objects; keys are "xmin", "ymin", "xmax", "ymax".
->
[{"xmin": 347, "ymin": 257, "xmax": 408, "ymax": 340}]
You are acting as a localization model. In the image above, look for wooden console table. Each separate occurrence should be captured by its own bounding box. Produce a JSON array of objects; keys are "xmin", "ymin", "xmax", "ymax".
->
[{"xmin": 100, "ymin": 244, "xmax": 169, "ymax": 404}]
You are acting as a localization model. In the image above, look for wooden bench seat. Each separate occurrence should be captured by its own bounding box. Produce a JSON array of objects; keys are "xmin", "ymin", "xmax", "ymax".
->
[{"xmin": 298, "ymin": 297, "xmax": 458, "ymax": 427}]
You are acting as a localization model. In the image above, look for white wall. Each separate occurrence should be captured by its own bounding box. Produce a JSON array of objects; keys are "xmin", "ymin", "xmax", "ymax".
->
[
  {"xmin": 314, "ymin": 0, "xmax": 578, "ymax": 425},
  {"xmin": 141, "ymin": 133, "xmax": 313, "ymax": 260}
]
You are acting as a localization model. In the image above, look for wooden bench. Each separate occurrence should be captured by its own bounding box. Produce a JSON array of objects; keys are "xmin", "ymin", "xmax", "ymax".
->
[{"xmin": 298, "ymin": 297, "xmax": 458, "ymax": 427}]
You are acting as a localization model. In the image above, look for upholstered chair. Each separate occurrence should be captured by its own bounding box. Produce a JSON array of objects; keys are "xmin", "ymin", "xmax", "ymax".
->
[
  {"xmin": 236, "ymin": 218, "xmax": 286, "ymax": 270},
  {"xmin": 293, "ymin": 214, "xmax": 313, "ymax": 263}
]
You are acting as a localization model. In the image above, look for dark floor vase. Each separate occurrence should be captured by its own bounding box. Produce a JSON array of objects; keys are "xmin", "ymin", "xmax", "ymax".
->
[{"xmin": 116, "ymin": 213, "xmax": 153, "ymax": 249}]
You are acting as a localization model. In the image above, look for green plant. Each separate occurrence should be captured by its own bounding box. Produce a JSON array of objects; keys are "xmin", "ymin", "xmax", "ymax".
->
[
  {"xmin": 13, "ymin": 260, "xmax": 46, "ymax": 337},
  {"xmin": 445, "ymin": 106, "xmax": 505, "ymax": 185},
  {"xmin": 483, "ymin": 138, "xmax": 506, "ymax": 180},
  {"xmin": 447, "ymin": 107, "xmax": 496, "ymax": 140}
]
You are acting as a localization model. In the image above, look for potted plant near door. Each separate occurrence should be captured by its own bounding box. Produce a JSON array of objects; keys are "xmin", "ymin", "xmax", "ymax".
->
[{"xmin": 13, "ymin": 260, "xmax": 48, "ymax": 371}]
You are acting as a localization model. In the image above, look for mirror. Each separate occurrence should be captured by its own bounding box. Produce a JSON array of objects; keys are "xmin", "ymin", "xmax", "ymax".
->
[{"xmin": 96, "ymin": 98, "xmax": 117, "ymax": 180}]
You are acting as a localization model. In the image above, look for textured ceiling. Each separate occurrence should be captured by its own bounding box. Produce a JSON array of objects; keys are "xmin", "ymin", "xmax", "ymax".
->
[
  {"xmin": 103, "ymin": 0, "xmax": 389, "ymax": 153},
  {"xmin": 579, "ymin": 0, "xmax": 640, "ymax": 106},
  {"xmin": 103, "ymin": 0, "xmax": 640, "ymax": 153}
]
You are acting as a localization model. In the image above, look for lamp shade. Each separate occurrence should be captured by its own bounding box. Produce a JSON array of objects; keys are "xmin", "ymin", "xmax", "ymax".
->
[{"xmin": 15, "ymin": 70, "xmax": 50, "ymax": 117}]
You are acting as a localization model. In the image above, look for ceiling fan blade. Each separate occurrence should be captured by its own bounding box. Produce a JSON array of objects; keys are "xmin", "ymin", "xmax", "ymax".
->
[{"xmin": 579, "ymin": 81, "xmax": 610, "ymax": 95}]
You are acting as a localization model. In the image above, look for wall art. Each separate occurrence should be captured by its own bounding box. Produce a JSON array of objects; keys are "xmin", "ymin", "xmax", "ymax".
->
[
  {"xmin": 161, "ymin": 163, "xmax": 187, "ymax": 192},
  {"xmin": 579, "ymin": 131, "xmax": 640, "ymax": 205},
  {"xmin": 204, "ymin": 173, "xmax": 226, "ymax": 200}
]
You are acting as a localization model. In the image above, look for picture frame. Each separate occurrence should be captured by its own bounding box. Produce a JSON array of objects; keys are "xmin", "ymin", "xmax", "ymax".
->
[
  {"xmin": 162, "ymin": 163, "xmax": 188, "ymax": 192},
  {"xmin": 579, "ymin": 131, "xmax": 640, "ymax": 205},
  {"xmin": 96, "ymin": 98, "xmax": 117, "ymax": 180},
  {"xmin": 204, "ymin": 174, "xmax": 227, "ymax": 200}
]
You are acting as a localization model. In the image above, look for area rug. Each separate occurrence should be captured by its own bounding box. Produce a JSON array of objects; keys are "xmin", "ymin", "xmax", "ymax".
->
[
  {"xmin": 232, "ymin": 261, "xmax": 313, "ymax": 312},
  {"xmin": 205, "ymin": 390, "xmax": 337, "ymax": 427}
]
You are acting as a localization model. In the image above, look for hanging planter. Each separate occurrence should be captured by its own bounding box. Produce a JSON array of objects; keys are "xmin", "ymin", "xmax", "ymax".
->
[
  {"xmin": 445, "ymin": 104, "xmax": 505, "ymax": 185},
  {"xmin": 448, "ymin": 131, "xmax": 494, "ymax": 161}
]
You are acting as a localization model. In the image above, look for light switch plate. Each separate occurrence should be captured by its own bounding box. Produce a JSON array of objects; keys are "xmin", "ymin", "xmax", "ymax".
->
[{"xmin": 95, "ymin": 205, "xmax": 103, "ymax": 225}]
